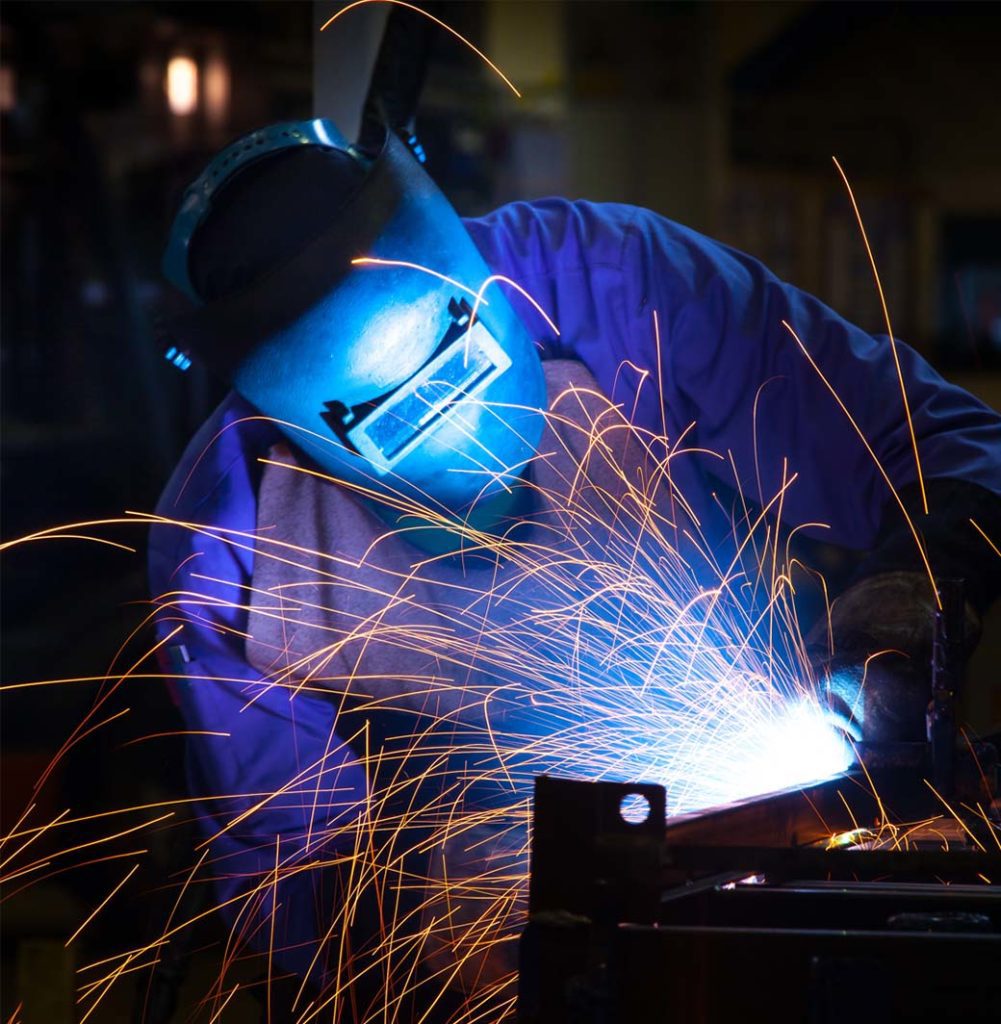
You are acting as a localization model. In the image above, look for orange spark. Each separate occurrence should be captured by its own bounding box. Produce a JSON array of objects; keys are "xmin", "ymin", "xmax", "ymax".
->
[
  {"xmin": 832, "ymin": 155, "xmax": 928, "ymax": 515},
  {"xmin": 351, "ymin": 257, "xmax": 489, "ymax": 303},
  {"xmin": 64, "ymin": 863, "xmax": 141, "ymax": 947},
  {"xmin": 118, "ymin": 729, "xmax": 231, "ymax": 749},
  {"xmin": 319, "ymin": 1, "xmax": 522, "ymax": 99},
  {"xmin": 970, "ymin": 517, "xmax": 1000, "ymax": 558},
  {"xmin": 782, "ymin": 319, "xmax": 940, "ymax": 608}
]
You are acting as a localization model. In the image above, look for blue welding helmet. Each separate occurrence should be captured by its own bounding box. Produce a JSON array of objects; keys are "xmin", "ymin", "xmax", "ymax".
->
[{"xmin": 160, "ymin": 118, "xmax": 545, "ymax": 530}]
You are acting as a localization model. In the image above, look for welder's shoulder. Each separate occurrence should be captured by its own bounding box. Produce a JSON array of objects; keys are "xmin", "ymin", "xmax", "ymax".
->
[
  {"xmin": 465, "ymin": 200, "xmax": 745, "ymax": 298},
  {"xmin": 464, "ymin": 199, "xmax": 648, "ymax": 278},
  {"xmin": 153, "ymin": 391, "xmax": 278, "ymax": 529}
]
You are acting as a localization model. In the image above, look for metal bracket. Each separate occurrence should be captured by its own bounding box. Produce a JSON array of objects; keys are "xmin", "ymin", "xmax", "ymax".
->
[{"xmin": 528, "ymin": 776, "xmax": 666, "ymax": 926}]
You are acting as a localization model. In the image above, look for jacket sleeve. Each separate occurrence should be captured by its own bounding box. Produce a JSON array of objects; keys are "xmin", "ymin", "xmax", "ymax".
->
[
  {"xmin": 466, "ymin": 199, "xmax": 1001, "ymax": 562},
  {"xmin": 148, "ymin": 392, "xmax": 368, "ymax": 985}
]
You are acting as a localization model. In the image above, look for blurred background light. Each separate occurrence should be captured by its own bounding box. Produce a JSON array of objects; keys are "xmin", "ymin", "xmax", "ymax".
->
[
  {"xmin": 0, "ymin": 65, "xmax": 14, "ymax": 113},
  {"xmin": 166, "ymin": 54, "xmax": 198, "ymax": 116},
  {"xmin": 203, "ymin": 52, "xmax": 229, "ymax": 126}
]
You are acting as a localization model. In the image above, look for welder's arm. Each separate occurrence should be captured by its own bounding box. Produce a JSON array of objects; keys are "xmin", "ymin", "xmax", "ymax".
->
[
  {"xmin": 631, "ymin": 217, "xmax": 1001, "ymax": 546},
  {"xmin": 621, "ymin": 210, "xmax": 1001, "ymax": 737},
  {"xmin": 468, "ymin": 200, "xmax": 1001, "ymax": 739},
  {"xmin": 468, "ymin": 200, "xmax": 1001, "ymax": 545},
  {"xmin": 616, "ymin": 210, "xmax": 1001, "ymax": 738},
  {"xmin": 149, "ymin": 393, "xmax": 367, "ymax": 987}
]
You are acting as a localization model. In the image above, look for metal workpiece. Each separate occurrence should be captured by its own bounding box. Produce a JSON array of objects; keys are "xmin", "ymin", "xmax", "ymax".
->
[
  {"xmin": 656, "ymin": 772, "xmax": 873, "ymax": 849},
  {"xmin": 519, "ymin": 773, "xmax": 1001, "ymax": 1023},
  {"xmin": 528, "ymin": 776, "xmax": 666, "ymax": 925},
  {"xmin": 606, "ymin": 923, "xmax": 1001, "ymax": 1023}
]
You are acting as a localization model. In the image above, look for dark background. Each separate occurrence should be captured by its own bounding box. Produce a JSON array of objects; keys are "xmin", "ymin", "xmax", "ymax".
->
[{"xmin": 2, "ymin": 2, "xmax": 1000, "ymax": 1021}]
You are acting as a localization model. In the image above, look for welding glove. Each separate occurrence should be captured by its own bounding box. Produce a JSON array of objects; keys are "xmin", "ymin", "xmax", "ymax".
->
[{"xmin": 809, "ymin": 479, "xmax": 1001, "ymax": 743}]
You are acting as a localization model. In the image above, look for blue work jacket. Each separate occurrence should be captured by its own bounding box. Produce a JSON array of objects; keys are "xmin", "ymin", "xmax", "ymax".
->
[{"xmin": 148, "ymin": 200, "xmax": 1001, "ymax": 980}]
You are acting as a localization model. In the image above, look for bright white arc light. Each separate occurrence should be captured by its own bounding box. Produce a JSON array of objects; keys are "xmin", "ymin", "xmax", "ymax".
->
[
  {"xmin": 632, "ymin": 690, "xmax": 857, "ymax": 815},
  {"xmin": 166, "ymin": 56, "xmax": 198, "ymax": 117},
  {"xmin": 731, "ymin": 700, "xmax": 855, "ymax": 802}
]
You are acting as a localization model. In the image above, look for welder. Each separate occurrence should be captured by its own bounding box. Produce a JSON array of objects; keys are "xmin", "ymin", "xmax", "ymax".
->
[{"xmin": 149, "ymin": 118, "xmax": 1001, "ymax": 1005}]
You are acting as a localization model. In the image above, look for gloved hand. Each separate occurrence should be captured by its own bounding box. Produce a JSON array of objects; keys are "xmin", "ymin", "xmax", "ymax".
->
[
  {"xmin": 809, "ymin": 571, "xmax": 980, "ymax": 742},
  {"xmin": 808, "ymin": 480, "xmax": 1000, "ymax": 744}
]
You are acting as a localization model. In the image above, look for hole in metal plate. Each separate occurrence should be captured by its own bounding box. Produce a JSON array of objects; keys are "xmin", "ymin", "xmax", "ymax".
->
[{"xmin": 619, "ymin": 792, "xmax": 651, "ymax": 825}]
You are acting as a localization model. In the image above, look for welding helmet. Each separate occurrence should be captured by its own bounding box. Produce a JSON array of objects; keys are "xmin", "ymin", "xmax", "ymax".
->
[{"xmin": 160, "ymin": 118, "xmax": 546, "ymax": 531}]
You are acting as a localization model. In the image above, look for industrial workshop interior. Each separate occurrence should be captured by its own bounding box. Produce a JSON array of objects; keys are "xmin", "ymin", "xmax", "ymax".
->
[{"xmin": 2, "ymin": 2, "xmax": 1000, "ymax": 1021}]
